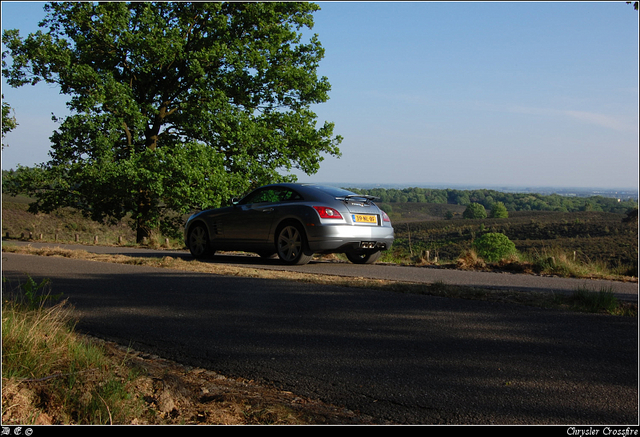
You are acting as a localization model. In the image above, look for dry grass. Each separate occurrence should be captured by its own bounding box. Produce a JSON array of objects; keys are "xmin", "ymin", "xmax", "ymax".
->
[
  {"xmin": 2, "ymin": 278, "xmax": 144, "ymax": 424},
  {"xmin": 455, "ymin": 249, "xmax": 487, "ymax": 270}
]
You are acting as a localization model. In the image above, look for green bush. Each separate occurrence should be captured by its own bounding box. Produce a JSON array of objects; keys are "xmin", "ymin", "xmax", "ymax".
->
[
  {"xmin": 490, "ymin": 201, "xmax": 509, "ymax": 218},
  {"xmin": 473, "ymin": 232, "xmax": 517, "ymax": 262},
  {"xmin": 463, "ymin": 202, "xmax": 487, "ymax": 219}
]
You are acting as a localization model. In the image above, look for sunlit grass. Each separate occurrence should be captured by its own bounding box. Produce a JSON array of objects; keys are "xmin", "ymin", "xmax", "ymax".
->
[{"xmin": 2, "ymin": 277, "xmax": 144, "ymax": 424}]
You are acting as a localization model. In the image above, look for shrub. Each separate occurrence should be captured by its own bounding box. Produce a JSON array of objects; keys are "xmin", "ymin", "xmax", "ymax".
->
[
  {"xmin": 490, "ymin": 201, "xmax": 509, "ymax": 218},
  {"xmin": 463, "ymin": 202, "xmax": 487, "ymax": 219},
  {"xmin": 473, "ymin": 232, "xmax": 517, "ymax": 262}
]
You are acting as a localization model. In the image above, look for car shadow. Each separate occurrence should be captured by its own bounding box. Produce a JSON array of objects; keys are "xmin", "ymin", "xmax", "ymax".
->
[
  {"xmin": 108, "ymin": 249, "xmax": 326, "ymax": 267},
  {"xmin": 193, "ymin": 253, "xmax": 328, "ymax": 266}
]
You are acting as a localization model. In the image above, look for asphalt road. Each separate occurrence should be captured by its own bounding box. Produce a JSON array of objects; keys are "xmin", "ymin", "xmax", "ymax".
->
[
  {"xmin": 1, "ymin": 244, "xmax": 638, "ymax": 425},
  {"xmin": 4, "ymin": 240, "xmax": 639, "ymax": 301}
]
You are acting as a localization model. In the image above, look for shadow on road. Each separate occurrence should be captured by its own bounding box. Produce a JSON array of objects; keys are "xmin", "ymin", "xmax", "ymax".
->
[{"xmin": 3, "ymin": 258, "xmax": 638, "ymax": 425}]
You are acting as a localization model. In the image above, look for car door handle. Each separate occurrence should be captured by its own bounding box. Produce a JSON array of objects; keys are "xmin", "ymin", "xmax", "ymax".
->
[{"xmin": 261, "ymin": 208, "xmax": 274, "ymax": 213}]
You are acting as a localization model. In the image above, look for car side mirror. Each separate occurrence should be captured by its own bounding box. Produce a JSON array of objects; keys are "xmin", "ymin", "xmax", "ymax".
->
[{"xmin": 230, "ymin": 197, "xmax": 240, "ymax": 206}]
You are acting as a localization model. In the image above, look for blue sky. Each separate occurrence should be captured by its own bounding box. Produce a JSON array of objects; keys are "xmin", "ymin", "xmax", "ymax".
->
[{"xmin": 2, "ymin": 1, "xmax": 638, "ymax": 190}]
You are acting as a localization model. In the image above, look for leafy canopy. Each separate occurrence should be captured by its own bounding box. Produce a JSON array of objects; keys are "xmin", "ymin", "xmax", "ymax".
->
[{"xmin": 2, "ymin": 2, "xmax": 342, "ymax": 240}]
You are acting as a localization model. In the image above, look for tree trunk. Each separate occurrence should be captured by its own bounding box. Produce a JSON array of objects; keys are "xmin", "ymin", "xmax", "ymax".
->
[
  {"xmin": 136, "ymin": 190, "xmax": 154, "ymax": 244},
  {"xmin": 136, "ymin": 221, "xmax": 151, "ymax": 244}
]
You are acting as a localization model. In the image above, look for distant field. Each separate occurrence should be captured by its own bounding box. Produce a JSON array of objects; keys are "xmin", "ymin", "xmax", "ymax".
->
[{"xmin": 386, "ymin": 202, "xmax": 638, "ymax": 276}]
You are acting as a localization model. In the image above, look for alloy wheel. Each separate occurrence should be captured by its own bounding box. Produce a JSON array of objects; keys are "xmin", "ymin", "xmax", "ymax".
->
[
  {"xmin": 188, "ymin": 225, "xmax": 209, "ymax": 258},
  {"xmin": 277, "ymin": 224, "xmax": 312, "ymax": 265}
]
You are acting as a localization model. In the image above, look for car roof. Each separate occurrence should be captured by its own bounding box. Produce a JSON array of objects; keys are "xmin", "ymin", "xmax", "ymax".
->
[{"xmin": 273, "ymin": 183, "xmax": 357, "ymax": 196}]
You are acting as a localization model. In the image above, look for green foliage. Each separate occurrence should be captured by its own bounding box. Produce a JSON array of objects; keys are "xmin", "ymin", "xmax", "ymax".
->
[
  {"xmin": 2, "ymin": 2, "xmax": 342, "ymax": 242},
  {"xmin": 490, "ymin": 201, "xmax": 508, "ymax": 218},
  {"xmin": 472, "ymin": 232, "xmax": 517, "ymax": 262},
  {"xmin": 463, "ymin": 202, "xmax": 487, "ymax": 219},
  {"xmin": 346, "ymin": 186, "xmax": 638, "ymax": 215},
  {"xmin": 1, "ymin": 94, "xmax": 18, "ymax": 149},
  {"xmin": 18, "ymin": 276, "xmax": 63, "ymax": 310}
]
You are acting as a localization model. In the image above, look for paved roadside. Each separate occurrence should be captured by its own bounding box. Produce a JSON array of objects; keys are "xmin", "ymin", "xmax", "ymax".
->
[{"xmin": 2, "ymin": 240, "xmax": 638, "ymax": 301}]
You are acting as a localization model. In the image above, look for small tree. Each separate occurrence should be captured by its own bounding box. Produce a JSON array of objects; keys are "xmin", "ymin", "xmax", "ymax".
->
[
  {"xmin": 490, "ymin": 201, "xmax": 508, "ymax": 218},
  {"xmin": 473, "ymin": 233, "xmax": 517, "ymax": 262},
  {"xmin": 463, "ymin": 202, "xmax": 486, "ymax": 219}
]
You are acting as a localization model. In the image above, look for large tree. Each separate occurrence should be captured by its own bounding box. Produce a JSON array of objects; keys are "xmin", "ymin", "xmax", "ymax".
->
[
  {"xmin": 2, "ymin": 2, "xmax": 342, "ymax": 242},
  {"xmin": 1, "ymin": 95, "xmax": 18, "ymax": 150}
]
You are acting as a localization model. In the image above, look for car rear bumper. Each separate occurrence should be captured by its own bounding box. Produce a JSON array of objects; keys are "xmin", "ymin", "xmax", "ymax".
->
[{"xmin": 305, "ymin": 224, "xmax": 394, "ymax": 253}]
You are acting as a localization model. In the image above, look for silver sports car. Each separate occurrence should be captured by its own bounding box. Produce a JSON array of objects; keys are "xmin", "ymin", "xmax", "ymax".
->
[{"xmin": 184, "ymin": 183, "xmax": 394, "ymax": 265}]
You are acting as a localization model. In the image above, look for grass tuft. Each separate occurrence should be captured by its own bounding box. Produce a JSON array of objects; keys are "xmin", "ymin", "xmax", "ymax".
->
[{"xmin": 563, "ymin": 286, "xmax": 635, "ymax": 316}]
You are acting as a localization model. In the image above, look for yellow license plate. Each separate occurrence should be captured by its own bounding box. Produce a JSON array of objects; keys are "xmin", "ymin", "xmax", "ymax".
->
[{"xmin": 352, "ymin": 214, "xmax": 377, "ymax": 224}]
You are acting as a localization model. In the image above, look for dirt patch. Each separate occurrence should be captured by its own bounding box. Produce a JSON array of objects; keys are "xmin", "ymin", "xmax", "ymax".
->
[
  {"xmin": 2, "ymin": 335, "xmax": 383, "ymax": 425},
  {"xmin": 99, "ymin": 339, "xmax": 384, "ymax": 425}
]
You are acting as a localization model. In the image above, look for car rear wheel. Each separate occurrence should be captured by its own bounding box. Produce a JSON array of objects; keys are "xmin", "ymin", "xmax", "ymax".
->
[
  {"xmin": 346, "ymin": 250, "xmax": 382, "ymax": 264},
  {"xmin": 276, "ymin": 223, "xmax": 313, "ymax": 265},
  {"xmin": 188, "ymin": 224, "xmax": 213, "ymax": 259}
]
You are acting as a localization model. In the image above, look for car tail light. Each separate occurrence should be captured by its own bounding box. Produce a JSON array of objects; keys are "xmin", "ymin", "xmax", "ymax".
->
[
  {"xmin": 382, "ymin": 211, "xmax": 391, "ymax": 222},
  {"xmin": 313, "ymin": 206, "xmax": 343, "ymax": 219}
]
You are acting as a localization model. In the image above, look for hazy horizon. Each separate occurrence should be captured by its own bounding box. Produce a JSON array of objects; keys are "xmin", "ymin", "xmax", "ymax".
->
[{"xmin": 294, "ymin": 179, "xmax": 639, "ymax": 192}]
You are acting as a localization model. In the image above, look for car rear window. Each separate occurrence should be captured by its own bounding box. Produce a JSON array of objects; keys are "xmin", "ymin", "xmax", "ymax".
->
[{"xmin": 313, "ymin": 186, "xmax": 356, "ymax": 197}]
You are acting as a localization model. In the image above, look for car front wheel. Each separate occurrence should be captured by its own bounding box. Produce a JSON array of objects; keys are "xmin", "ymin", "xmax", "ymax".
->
[
  {"xmin": 276, "ymin": 224, "xmax": 313, "ymax": 265},
  {"xmin": 188, "ymin": 224, "xmax": 213, "ymax": 259},
  {"xmin": 346, "ymin": 250, "xmax": 382, "ymax": 264}
]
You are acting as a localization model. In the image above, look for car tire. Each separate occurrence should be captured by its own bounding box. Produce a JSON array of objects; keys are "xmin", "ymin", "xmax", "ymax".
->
[
  {"xmin": 346, "ymin": 250, "xmax": 382, "ymax": 264},
  {"xmin": 276, "ymin": 223, "xmax": 313, "ymax": 265},
  {"xmin": 188, "ymin": 224, "xmax": 213, "ymax": 259}
]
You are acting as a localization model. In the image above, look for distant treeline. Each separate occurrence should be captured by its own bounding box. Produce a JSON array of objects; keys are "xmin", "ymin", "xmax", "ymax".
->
[{"xmin": 346, "ymin": 187, "xmax": 638, "ymax": 215}]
